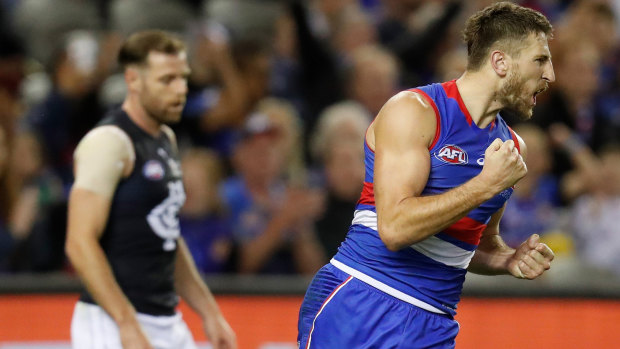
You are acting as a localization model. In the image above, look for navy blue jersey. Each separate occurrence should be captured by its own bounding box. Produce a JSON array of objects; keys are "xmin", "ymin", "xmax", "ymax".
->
[
  {"xmin": 334, "ymin": 80, "xmax": 519, "ymax": 316},
  {"xmin": 80, "ymin": 109, "xmax": 186, "ymax": 316}
]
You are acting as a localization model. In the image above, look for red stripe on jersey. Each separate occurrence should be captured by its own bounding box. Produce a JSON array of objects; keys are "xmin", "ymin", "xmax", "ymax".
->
[
  {"xmin": 443, "ymin": 216, "xmax": 487, "ymax": 246},
  {"xmin": 357, "ymin": 182, "xmax": 375, "ymax": 206},
  {"xmin": 508, "ymin": 126, "xmax": 521, "ymax": 154},
  {"xmin": 442, "ymin": 80, "xmax": 497, "ymax": 130},
  {"xmin": 410, "ymin": 88, "xmax": 441, "ymax": 150}
]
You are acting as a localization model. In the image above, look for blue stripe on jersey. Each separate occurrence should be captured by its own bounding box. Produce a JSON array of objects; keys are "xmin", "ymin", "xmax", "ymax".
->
[
  {"xmin": 363, "ymin": 141, "xmax": 375, "ymax": 183},
  {"xmin": 355, "ymin": 204, "xmax": 376, "ymax": 212}
]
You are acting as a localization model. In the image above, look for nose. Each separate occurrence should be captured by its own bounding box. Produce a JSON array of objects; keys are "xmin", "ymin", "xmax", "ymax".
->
[{"xmin": 543, "ymin": 61, "xmax": 555, "ymax": 83}]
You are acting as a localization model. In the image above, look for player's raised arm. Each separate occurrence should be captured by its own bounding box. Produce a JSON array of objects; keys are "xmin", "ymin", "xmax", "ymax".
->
[
  {"xmin": 373, "ymin": 92, "xmax": 527, "ymax": 251},
  {"xmin": 65, "ymin": 127, "xmax": 151, "ymax": 349}
]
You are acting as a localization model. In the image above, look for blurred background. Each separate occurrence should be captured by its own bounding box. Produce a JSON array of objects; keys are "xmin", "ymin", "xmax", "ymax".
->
[{"xmin": 0, "ymin": 0, "xmax": 619, "ymax": 348}]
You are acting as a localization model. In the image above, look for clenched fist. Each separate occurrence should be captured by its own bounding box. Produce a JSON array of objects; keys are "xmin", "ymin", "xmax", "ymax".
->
[
  {"xmin": 507, "ymin": 234, "xmax": 555, "ymax": 279},
  {"xmin": 479, "ymin": 138, "xmax": 527, "ymax": 194}
]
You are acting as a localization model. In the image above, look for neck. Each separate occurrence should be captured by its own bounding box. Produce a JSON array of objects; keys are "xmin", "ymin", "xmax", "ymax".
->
[
  {"xmin": 455, "ymin": 71, "xmax": 503, "ymax": 129},
  {"xmin": 122, "ymin": 95, "xmax": 161, "ymax": 137}
]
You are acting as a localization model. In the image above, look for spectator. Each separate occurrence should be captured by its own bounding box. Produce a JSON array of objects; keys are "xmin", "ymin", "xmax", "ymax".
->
[
  {"xmin": 378, "ymin": 0, "xmax": 463, "ymax": 86},
  {"xmin": 309, "ymin": 102, "xmax": 370, "ymax": 257},
  {"xmin": 179, "ymin": 147, "xmax": 234, "ymax": 274},
  {"xmin": 25, "ymin": 31, "xmax": 111, "ymax": 188},
  {"xmin": 5, "ymin": 131, "xmax": 65, "ymax": 272},
  {"xmin": 272, "ymin": 0, "xmax": 346, "ymax": 142},
  {"xmin": 256, "ymin": 97, "xmax": 307, "ymax": 185},
  {"xmin": 571, "ymin": 144, "xmax": 620, "ymax": 276},
  {"xmin": 221, "ymin": 113, "xmax": 325, "ymax": 274},
  {"xmin": 180, "ymin": 35, "xmax": 272, "ymax": 157},
  {"xmin": 331, "ymin": 4, "xmax": 378, "ymax": 59},
  {"xmin": 347, "ymin": 45, "xmax": 400, "ymax": 116}
]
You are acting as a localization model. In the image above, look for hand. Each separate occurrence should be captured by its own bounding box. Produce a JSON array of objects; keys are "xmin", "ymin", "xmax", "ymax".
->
[
  {"xmin": 118, "ymin": 319, "xmax": 152, "ymax": 349},
  {"xmin": 203, "ymin": 314, "xmax": 237, "ymax": 349},
  {"xmin": 479, "ymin": 138, "xmax": 527, "ymax": 193},
  {"xmin": 278, "ymin": 187, "xmax": 326, "ymax": 226},
  {"xmin": 507, "ymin": 234, "xmax": 554, "ymax": 280}
]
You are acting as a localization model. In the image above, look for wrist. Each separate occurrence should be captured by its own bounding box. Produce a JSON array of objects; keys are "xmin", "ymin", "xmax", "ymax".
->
[
  {"xmin": 468, "ymin": 175, "xmax": 497, "ymax": 201},
  {"xmin": 115, "ymin": 309, "xmax": 139, "ymax": 327}
]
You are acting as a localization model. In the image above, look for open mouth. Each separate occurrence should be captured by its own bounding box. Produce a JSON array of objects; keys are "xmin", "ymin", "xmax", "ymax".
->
[{"xmin": 532, "ymin": 87, "xmax": 546, "ymax": 105}]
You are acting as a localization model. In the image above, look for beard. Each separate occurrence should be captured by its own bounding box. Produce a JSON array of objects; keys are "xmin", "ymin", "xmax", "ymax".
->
[
  {"xmin": 140, "ymin": 93, "xmax": 185, "ymax": 125},
  {"xmin": 497, "ymin": 69, "xmax": 534, "ymax": 121}
]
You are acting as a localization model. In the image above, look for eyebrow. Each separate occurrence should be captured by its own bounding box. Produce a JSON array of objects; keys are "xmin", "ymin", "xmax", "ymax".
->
[{"xmin": 535, "ymin": 54, "xmax": 551, "ymax": 61}]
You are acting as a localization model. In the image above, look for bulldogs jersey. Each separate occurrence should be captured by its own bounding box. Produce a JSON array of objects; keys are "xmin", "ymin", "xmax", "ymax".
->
[
  {"xmin": 333, "ymin": 80, "xmax": 519, "ymax": 316},
  {"xmin": 80, "ymin": 109, "xmax": 186, "ymax": 316}
]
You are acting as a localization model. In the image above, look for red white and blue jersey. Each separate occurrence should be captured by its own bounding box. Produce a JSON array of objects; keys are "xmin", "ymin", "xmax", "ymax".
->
[{"xmin": 333, "ymin": 80, "xmax": 520, "ymax": 316}]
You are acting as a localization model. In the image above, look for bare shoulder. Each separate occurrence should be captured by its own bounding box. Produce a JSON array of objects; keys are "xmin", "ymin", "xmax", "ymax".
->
[
  {"xmin": 76, "ymin": 126, "xmax": 134, "ymax": 161},
  {"xmin": 380, "ymin": 90, "xmax": 435, "ymax": 116},
  {"xmin": 74, "ymin": 125, "xmax": 135, "ymax": 178},
  {"xmin": 371, "ymin": 90, "xmax": 437, "ymax": 150}
]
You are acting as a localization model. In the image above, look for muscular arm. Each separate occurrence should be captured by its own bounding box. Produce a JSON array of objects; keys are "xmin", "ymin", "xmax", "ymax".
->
[
  {"xmin": 373, "ymin": 91, "xmax": 524, "ymax": 251},
  {"xmin": 65, "ymin": 127, "xmax": 139, "ymax": 326}
]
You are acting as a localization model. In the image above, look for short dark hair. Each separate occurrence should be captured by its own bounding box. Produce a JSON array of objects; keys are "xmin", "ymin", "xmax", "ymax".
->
[
  {"xmin": 463, "ymin": 2, "xmax": 552, "ymax": 71},
  {"xmin": 118, "ymin": 30, "xmax": 186, "ymax": 68}
]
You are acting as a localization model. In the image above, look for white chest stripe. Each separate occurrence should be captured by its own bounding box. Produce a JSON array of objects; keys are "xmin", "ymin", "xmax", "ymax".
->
[
  {"xmin": 351, "ymin": 209, "xmax": 377, "ymax": 230},
  {"xmin": 410, "ymin": 236, "xmax": 474, "ymax": 269},
  {"xmin": 351, "ymin": 209, "xmax": 473, "ymax": 269}
]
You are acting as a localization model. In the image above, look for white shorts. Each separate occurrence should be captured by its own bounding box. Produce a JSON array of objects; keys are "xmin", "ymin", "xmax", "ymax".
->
[{"xmin": 71, "ymin": 301, "xmax": 196, "ymax": 349}]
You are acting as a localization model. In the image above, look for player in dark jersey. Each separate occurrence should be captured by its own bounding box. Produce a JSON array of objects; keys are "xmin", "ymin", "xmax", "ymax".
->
[
  {"xmin": 298, "ymin": 2, "xmax": 556, "ymax": 348},
  {"xmin": 65, "ymin": 31, "xmax": 236, "ymax": 349}
]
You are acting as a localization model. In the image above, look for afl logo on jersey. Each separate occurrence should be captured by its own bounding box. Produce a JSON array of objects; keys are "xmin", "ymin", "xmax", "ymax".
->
[
  {"xmin": 435, "ymin": 144, "xmax": 468, "ymax": 165},
  {"xmin": 143, "ymin": 160, "xmax": 165, "ymax": 180}
]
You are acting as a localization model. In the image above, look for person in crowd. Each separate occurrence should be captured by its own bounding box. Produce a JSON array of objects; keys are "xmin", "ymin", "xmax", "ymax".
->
[
  {"xmin": 222, "ymin": 113, "xmax": 325, "ymax": 275},
  {"xmin": 179, "ymin": 147, "xmax": 234, "ymax": 274},
  {"xmin": 310, "ymin": 101, "xmax": 370, "ymax": 258}
]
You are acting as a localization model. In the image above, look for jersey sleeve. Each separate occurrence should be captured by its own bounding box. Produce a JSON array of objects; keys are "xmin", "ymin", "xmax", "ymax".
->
[{"xmin": 73, "ymin": 126, "xmax": 135, "ymax": 198}]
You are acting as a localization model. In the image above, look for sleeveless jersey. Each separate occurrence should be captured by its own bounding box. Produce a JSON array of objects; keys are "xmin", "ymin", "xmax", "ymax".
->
[
  {"xmin": 333, "ymin": 80, "xmax": 520, "ymax": 316},
  {"xmin": 80, "ymin": 109, "xmax": 186, "ymax": 316}
]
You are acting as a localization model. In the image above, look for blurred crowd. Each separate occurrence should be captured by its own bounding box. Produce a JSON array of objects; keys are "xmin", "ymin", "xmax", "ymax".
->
[{"xmin": 0, "ymin": 0, "xmax": 619, "ymax": 278}]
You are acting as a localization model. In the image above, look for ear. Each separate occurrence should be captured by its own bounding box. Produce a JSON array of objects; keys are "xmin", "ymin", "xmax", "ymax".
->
[
  {"xmin": 124, "ymin": 67, "xmax": 141, "ymax": 93},
  {"xmin": 490, "ymin": 50, "xmax": 508, "ymax": 77}
]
